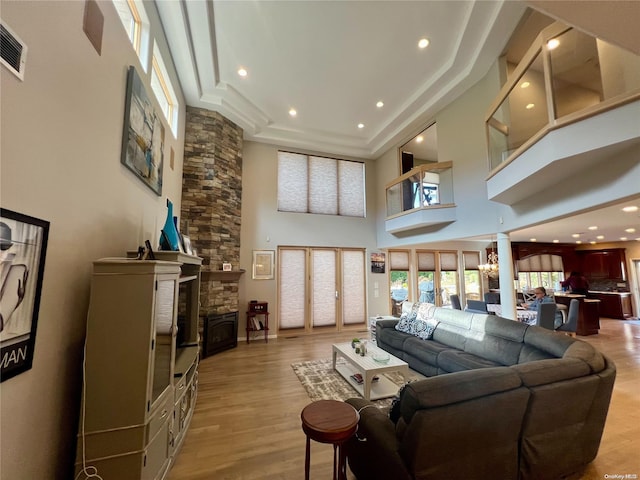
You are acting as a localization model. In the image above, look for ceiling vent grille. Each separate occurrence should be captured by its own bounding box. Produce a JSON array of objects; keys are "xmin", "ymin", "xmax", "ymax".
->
[{"xmin": 1, "ymin": 21, "xmax": 27, "ymax": 81}]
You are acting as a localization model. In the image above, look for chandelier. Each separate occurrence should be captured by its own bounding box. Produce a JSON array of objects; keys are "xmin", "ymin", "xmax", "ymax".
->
[{"xmin": 479, "ymin": 242, "xmax": 499, "ymax": 278}]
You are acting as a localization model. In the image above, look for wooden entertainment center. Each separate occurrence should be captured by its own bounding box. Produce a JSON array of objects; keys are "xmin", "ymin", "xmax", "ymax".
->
[{"xmin": 74, "ymin": 252, "xmax": 201, "ymax": 479}]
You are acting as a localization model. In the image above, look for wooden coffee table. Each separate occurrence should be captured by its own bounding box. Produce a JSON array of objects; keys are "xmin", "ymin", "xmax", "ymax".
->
[{"xmin": 332, "ymin": 342, "xmax": 409, "ymax": 400}]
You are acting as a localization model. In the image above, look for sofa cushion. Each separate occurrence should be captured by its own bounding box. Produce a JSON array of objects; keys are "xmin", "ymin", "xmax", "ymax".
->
[
  {"xmin": 437, "ymin": 349, "xmax": 502, "ymax": 373},
  {"xmin": 403, "ymin": 336, "xmax": 451, "ymax": 367},
  {"xmin": 512, "ymin": 357, "xmax": 591, "ymax": 387},
  {"xmin": 563, "ymin": 341, "xmax": 605, "ymax": 373},
  {"xmin": 464, "ymin": 315, "xmax": 527, "ymax": 366},
  {"xmin": 399, "ymin": 367, "xmax": 523, "ymax": 417},
  {"xmin": 395, "ymin": 302, "xmax": 419, "ymax": 333}
]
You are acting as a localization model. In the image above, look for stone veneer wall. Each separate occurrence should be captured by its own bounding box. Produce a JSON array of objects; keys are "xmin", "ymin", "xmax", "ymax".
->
[{"xmin": 181, "ymin": 107, "xmax": 243, "ymax": 324}]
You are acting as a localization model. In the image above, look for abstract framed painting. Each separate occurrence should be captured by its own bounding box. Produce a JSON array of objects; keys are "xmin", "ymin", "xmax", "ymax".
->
[
  {"xmin": 120, "ymin": 65, "xmax": 164, "ymax": 195},
  {"xmin": 0, "ymin": 208, "xmax": 50, "ymax": 382}
]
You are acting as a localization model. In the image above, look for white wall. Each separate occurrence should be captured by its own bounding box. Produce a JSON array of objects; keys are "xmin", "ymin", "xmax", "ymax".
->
[
  {"xmin": 375, "ymin": 63, "xmax": 505, "ymax": 248},
  {"xmin": 240, "ymin": 141, "xmax": 388, "ymax": 327},
  {"xmin": 0, "ymin": 2, "xmax": 185, "ymax": 478}
]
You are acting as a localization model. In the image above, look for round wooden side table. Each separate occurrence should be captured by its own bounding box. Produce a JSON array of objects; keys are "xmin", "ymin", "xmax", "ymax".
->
[{"xmin": 300, "ymin": 400, "xmax": 359, "ymax": 480}]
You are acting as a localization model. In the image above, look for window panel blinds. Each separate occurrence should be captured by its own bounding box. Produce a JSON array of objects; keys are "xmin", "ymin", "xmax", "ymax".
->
[
  {"xmin": 463, "ymin": 251, "xmax": 481, "ymax": 270},
  {"xmin": 309, "ymin": 156, "xmax": 338, "ymax": 215},
  {"xmin": 517, "ymin": 254, "xmax": 563, "ymax": 272},
  {"xmin": 277, "ymin": 152, "xmax": 308, "ymax": 213},
  {"xmin": 277, "ymin": 151, "xmax": 364, "ymax": 217},
  {"xmin": 389, "ymin": 250, "xmax": 410, "ymax": 270},
  {"xmin": 342, "ymin": 250, "xmax": 366, "ymax": 325},
  {"xmin": 278, "ymin": 249, "xmax": 307, "ymax": 329}
]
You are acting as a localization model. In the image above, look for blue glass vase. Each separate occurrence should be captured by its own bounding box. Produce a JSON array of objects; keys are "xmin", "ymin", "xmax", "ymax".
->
[{"xmin": 160, "ymin": 198, "xmax": 180, "ymax": 251}]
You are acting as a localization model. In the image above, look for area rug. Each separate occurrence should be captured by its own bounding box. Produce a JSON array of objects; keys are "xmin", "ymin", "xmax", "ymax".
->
[{"xmin": 292, "ymin": 358, "xmax": 417, "ymax": 408}]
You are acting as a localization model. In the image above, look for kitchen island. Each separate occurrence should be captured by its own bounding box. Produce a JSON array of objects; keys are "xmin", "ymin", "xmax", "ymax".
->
[
  {"xmin": 588, "ymin": 291, "xmax": 632, "ymax": 319},
  {"xmin": 554, "ymin": 292, "xmax": 601, "ymax": 336}
]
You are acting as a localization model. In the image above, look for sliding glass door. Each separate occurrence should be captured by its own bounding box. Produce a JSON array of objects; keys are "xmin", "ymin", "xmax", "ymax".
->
[{"xmin": 278, "ymin": 247, "xmax": 366, "ymax": 335}]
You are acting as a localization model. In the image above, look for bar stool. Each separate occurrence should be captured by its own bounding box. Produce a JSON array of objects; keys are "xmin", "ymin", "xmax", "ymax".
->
[{"xmin": 301, "ymin": 400, "xmax": 359, "ymax": 480}]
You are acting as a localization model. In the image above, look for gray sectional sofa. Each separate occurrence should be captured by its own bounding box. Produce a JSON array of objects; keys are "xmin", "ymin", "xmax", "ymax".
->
[{"xmin": 345, "ymin": 303, "xmax": 616, "ymax": 480}]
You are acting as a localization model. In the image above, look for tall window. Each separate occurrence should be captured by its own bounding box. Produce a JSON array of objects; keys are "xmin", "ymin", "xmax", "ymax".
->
[
  {"xmin": 112, "ymin": 0, "xmax": 150, "ymax": 71},
  {"xmin": 463, "ymin": 251, "xmax": 482, "ymax": 302},
  {"xmin": 277, "ymin": 152, "xmax": 365, "ymax": 217},
  {"xmin": 151, "ymin": 43, "xmax": 179, "ymax": 137},
  {"xmin": 389, "ymin": 250, "xmax": 410, "ymax": 315},
  {"xmin": 416, "ymin": 250, "xmax": 459, "ymax": 307}
]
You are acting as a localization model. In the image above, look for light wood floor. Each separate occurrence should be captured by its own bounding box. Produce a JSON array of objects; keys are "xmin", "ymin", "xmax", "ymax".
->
[{"xmin": 168, "ymin": 319, "xmax": 640, "ymax": 480}]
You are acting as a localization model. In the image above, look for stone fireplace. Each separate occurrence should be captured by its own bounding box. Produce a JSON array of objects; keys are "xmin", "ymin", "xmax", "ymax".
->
[{"xmin": 181, "ymin": 107, "xmax": 243, "ymax": 353}]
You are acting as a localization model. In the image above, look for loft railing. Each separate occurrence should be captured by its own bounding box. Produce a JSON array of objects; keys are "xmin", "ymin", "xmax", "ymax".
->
[
  {"xmin": 485, "ymin": 21, "xmax": 640, "ymax": 175},
  {"xmin": 385, "ymin": 161, "xmax": 454, "ymax": 218}
]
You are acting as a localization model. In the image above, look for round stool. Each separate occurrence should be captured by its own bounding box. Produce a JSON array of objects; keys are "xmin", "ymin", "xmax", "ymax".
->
[{"xmin": 301, "ymin": 400, "xmax": 359, "ymax": 480}]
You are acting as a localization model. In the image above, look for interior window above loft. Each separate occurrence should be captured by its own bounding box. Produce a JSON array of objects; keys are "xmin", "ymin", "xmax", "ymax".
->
[
  {"xmin": 151, "ymin": 42, "xmax": 179, "ymax": 137},
  {"xmin": 277, "ymin": 151, "xmax": 365, "ymax": 217},
  {"xmin": 399, "ymin": 123, "xmax": 438, "ymax": 175},
  {"xmin": 112, "ymin": 0, "xmax": 150, "ymax": 71}
]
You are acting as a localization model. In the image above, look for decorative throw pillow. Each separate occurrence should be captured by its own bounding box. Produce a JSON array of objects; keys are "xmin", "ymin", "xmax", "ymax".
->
[
  {"xmin": 417, "ymin": 302, "xmax": 436, "ymax": 320},
  {"xmin": 414, "ymin": 317, "xmax": 439, "ymax": 340},
  {"xmin": 395, "ymin": 302, "xmax": 419, "ymax": 334}
]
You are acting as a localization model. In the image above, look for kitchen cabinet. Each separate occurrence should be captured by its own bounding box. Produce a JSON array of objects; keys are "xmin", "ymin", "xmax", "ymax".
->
[
  {"xmin": 589, "ymin": 291, "xmax": 633, "ymax": 319},
  {"xmin": 580, "ymin": 249, "xmax": 627, "ymax": 281}
]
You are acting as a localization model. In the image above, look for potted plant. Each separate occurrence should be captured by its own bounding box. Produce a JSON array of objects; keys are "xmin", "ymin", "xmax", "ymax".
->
[{"xmin": 351, "ymin": 337, "xmax": 360, "ymax": 349}]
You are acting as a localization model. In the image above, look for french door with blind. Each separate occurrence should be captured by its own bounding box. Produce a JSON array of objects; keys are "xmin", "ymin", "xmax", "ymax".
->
[
  {"xmin": 278, "ymin": 247, "xmax": 367, "ymax": 335},
  {"xmin": 416, "ymin": 250, "xmax": 459, "ymax": 307}
]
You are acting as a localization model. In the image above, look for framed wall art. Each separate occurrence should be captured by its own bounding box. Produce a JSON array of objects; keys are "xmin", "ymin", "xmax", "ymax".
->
[
  {"xmin": 252, "ymin": 250, "xmax": 275, "ymax": 280},
  {"xmin": 0, "ymin": 209, "xmax": 50, "ymax": 382},
  {"xmin": 371, "ymin": 252, "xmax": 386, "ymax": 274},
  {"xmin": 120, "ymin": 65, "xmax": 164, "ymax": 195}
]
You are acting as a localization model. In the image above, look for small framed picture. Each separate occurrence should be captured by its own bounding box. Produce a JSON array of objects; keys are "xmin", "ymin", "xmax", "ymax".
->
[
  {"xmin": 252, "ymin": 250, "xmax": 275, "ymax": 280},
  {"xmin": 181, "ymin": 235, "xmax": 193, "ymax": 255},
  {"xmin": 222, "ymin": 262, "xmax": 232, "ymax": 271}
]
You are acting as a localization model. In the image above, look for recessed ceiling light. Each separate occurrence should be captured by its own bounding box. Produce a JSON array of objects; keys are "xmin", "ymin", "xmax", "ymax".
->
[
  {"xmin": 526, "ymin": 103, "xmax": 535, "ymax": 109},
  {"xmin": 571, "ymin": 233, "xmax": 580, "ymax": 238},
  {"xmin": 530, "ymin": 238, "xmax": 537, "ymax": 242},
  {"xmin": 576, "ymin": 240, "xmax": 582, "ymax": 244},
  {"xmin": 625, "ymin": 228, "xmax": 636, "ymax": 233},
  {"xmin": 376, "ymin": 101, "xmax": 384, "ymax": 108},
  {"xmin": 418, "ymin": 38, "xmax": 429, "ymax": 49},
  {"xmin": 416, "ymin": 135, "xmax": 424, "ymax": 143},
  {"xmin": 588, "ymin": 226, "xmax": 598, "ymax": 230},
  {"xmin": 590, "ymin": 241, "xmax": 597, "ymax": 245},
  {"xmin": 520, "ymin": 81, "xmax": 530, "ymax": 89},
  {"xmin": 636, "ymin": 238, "xmax": 640, "ymax": 241},
  {"xmin": 357, "ymin": 123, "xmax": 364, "ymax": 129},
  {"xmin": 547, "ymin": 38, "xmax": 560, "ymax": 50},
  {"xmin": 238, "ymin": 67, "xmax": 248, "ymax": 77},
  {"xmin": 620, "ymin": 237, "xmax": 628, "ymax": 241},
  {"xmin": 622, "ymin": 206, "xmax": 638, "ymax": 212},
  {"xmin": 289, "ymin": 108, "xmax": 297, "ymax": 117},
  {"xmin": 553, "ymin": 239, "xmax": 559, "ymax": 243},
  {"xmin": 596, "ymin": 235, "xmax": 604, "ymax": 240}
]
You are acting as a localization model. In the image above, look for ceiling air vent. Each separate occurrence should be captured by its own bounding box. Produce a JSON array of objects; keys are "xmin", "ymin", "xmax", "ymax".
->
[{"xmin": 1, "ymin": 21, "xmax": 27, "ymax": 81}]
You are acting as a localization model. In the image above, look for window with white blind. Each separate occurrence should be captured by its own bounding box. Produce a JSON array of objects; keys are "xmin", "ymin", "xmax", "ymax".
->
[
  {"xmin": 277, "ymin": 151, "xmax": 365, "ymax": 217},
  {"xmin": 516, "ymin": 254, "xmax": 565, "ymax": 292},
  {"xmin": 415, "ymin": 250, "xmax": 459, "ymax": 307},
  {"xmin": 463, "ymin": 251, "xmax": 482, "ymax": 302},
  {"xmin": 389, "ymin": 250, "xmax": 410, "ymax": 315},
  {"xmin": 278, "ymin": 247, "xmax": 366, "ymax": 333}
]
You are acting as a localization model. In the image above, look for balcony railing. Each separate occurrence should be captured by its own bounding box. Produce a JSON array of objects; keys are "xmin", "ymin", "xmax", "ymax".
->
[
  {"xmin": 485, "ymin": 21, "xmax": 640, "ymax": 174},
  {"xmin": 385, "ymin": 162, "xmax": 456, "ymax": 233}
]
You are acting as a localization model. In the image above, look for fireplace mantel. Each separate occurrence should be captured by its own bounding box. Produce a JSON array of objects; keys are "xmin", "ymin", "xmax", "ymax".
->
[{"xmin": 202, "ymin": 269, "xmax": 246, "ymax": 282}]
